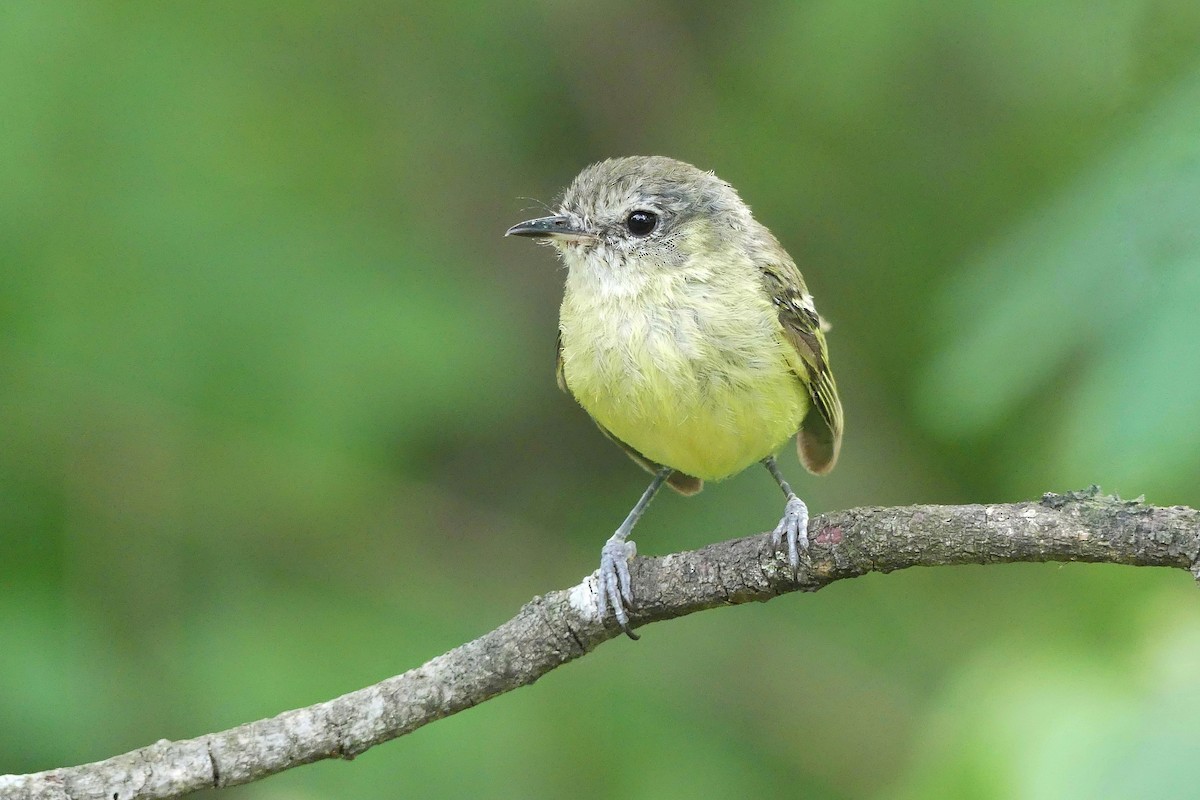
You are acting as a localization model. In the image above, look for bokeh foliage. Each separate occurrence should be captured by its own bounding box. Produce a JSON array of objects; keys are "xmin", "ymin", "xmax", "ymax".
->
[{"xmin": 2, "ymin": 2, "xmax": 1199, "ymax": 798}]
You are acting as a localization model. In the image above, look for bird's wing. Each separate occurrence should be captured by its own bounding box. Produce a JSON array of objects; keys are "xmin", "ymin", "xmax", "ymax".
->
[
  {"xmin": 554, "ymin": 331, "xmax": 568, "ymax": 393},
  {"xmin": 758, "ymin": 256, "xmax": 844, "ymax": 475},
  {"xmin": 556, "ymin": 332, "xmax": 702, "ymax": 495}
]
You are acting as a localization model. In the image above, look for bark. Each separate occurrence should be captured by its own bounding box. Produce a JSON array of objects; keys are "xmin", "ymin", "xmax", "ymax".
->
[{"xmin": 3, "ymin": 487, "xmax": 1198, "ymax": 800}]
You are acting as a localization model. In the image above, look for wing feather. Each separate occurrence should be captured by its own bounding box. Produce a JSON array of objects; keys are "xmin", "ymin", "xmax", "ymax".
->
[{"xmin": 758, "ymin": 257, "xmax": 844, "ymax": 475}]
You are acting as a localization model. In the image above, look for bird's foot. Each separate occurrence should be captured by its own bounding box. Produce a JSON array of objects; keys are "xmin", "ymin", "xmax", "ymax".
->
[
  {"xmin": 771, "ymin": 493, "xmax": 810, "ymax": 569},
  {"xmin": 598, "ymin": 533, "xmax": 639, "ymax": 639}
]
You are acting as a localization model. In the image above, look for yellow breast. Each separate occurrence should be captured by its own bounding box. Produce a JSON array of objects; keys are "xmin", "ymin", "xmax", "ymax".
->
[{"xmin": 559, "ymin": 254, "xmax": 807, "ymax": 481}]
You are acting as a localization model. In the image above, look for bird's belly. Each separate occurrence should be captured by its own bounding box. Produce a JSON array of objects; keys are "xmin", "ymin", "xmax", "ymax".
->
[
  {"xmin": 594, "ymin": 383, "xmax": 807, "ymax": 480},
  {"xmin": 561, "ymin": 311, "xmax": 808, "ymax": 481}
]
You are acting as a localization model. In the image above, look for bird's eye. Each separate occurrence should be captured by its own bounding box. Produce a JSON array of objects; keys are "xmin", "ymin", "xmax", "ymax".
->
[{"xmin": 625, "ymin": 210, "xmax": 658, "ymax": 237}]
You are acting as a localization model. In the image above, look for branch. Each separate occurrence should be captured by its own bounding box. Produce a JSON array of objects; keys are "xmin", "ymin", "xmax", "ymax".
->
[{"xmin": 4, "ymin": 488, "xmax": 1198, "ymax": 800}]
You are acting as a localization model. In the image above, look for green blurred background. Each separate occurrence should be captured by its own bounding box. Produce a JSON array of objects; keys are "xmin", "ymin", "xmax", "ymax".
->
[{"xmin": 4, "ymin": 2, "xmax": 1200, "ymax": 798}]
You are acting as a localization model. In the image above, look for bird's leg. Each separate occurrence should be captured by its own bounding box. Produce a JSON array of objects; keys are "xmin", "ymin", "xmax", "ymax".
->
[
  {"xmin": 762, "ymin": 455, "xmax": 809, "ymax": 568},
  {"xmin": 598, "ymin": 467, "xmax": 672, "ymax": 640}
]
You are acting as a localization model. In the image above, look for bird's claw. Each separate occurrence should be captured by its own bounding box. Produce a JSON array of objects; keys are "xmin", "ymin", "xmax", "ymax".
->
[
  {"xmin": 771, "ymin": 494, "xmax": 810, "ymax": 569},
  {"xmin": 598, "ymin": 534, "xmax": 639, "ymax": 639}
]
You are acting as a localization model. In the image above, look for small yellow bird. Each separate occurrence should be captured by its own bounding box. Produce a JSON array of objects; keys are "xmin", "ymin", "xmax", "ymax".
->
[{"xmin": 507, "ymin": 156, "xmax": 842, "ymax": 637}]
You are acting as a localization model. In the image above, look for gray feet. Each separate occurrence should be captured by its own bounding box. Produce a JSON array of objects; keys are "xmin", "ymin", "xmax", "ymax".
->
[
  {"xmin": 595, "ymin": 467, "xmax": 670, "ymax": 640},
  {"xmin": 771, "ymin": 493, "xmax": 810, "ymax": 568},
  {"xmin": 598, "ymin": 533, "xmax": 639, "ymax": 639}
]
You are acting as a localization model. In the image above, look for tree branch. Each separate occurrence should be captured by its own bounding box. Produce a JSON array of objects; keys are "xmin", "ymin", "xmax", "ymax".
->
[{"xmin": 4, "ymin": 488, "xmax": 1198, "ymax": 800}]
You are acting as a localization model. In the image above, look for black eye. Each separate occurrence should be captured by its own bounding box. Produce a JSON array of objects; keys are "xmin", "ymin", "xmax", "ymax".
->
[{"xmin": 625, "ymin": 210, "xmax": 658, "ymax": 236}]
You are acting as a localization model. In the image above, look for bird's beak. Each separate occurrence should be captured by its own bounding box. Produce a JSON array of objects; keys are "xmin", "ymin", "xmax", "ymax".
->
[{"xmin": 505, "ymin": 215, "xmax": 596, "ymax": 243}]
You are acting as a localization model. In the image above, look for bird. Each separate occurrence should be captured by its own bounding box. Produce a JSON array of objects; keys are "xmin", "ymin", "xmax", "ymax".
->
[{"xmin": 506, "ymin": 156, "xmax": 842, "ymax": 638}]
